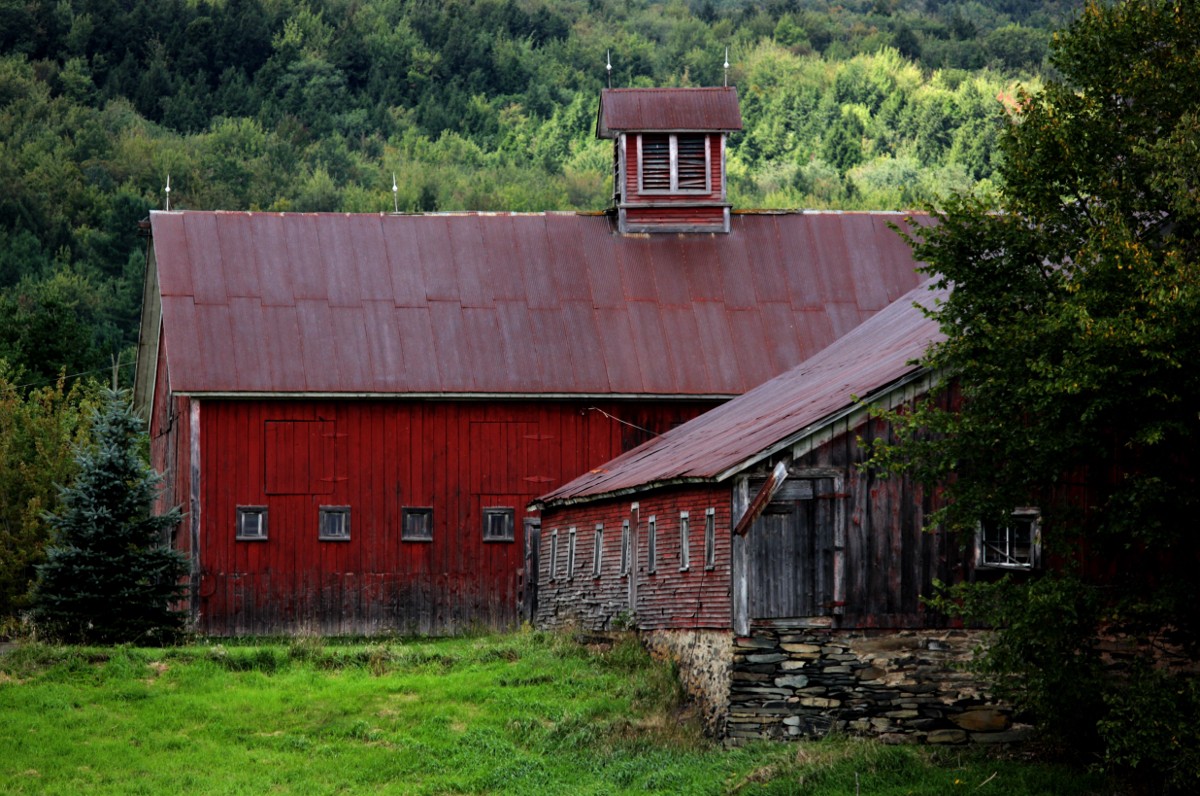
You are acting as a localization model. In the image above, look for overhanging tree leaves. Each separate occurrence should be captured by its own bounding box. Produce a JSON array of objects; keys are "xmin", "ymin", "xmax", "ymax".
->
[
  {"xmin": 32, "ymin": 389, "xmax": 187, "ymax": 644},
  {"xmin": 876, "ymin": 0, "xmax": 1200, "ymax": 786}
]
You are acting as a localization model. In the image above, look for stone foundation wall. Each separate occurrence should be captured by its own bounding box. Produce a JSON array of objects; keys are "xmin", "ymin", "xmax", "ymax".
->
[
  {"xmin": 642, "ymin": 629, "xmax": 733, "ymax": 736},
  {"xmin": 724, "ymin": 621, "xmax": 1026, "ymax": 745}
]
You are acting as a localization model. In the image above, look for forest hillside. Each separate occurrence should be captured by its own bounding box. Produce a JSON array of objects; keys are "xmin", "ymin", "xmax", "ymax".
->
[{"xmin": 0, "ymin": 0, "xmax": 1078, "ymax": 385}]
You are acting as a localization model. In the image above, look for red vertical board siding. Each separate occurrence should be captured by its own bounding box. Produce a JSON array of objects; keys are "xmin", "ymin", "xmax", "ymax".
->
[
  {"xmin": 536, "ymin": 484, "xmax": 733, "ymax": 632},
  {"xmin": 185, "ymin": 398, "xmax": 714, "ymax": 635}
]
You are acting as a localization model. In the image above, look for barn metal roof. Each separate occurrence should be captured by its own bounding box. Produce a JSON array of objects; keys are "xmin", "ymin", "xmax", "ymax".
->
[
  {"xmin": 147, "ymin": 209, "xmax": 926, "ymax": 397},
  {"xmin": 596, "ymin": 87, "xmax": 743, "ymax": 138},
  {"xmin": 532, "ymin": 280, "xmax": 948, "ymax": 509}
]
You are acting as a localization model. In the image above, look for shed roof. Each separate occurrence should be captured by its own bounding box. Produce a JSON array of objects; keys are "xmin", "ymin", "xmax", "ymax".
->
[
  {"xmin": 146, "ymin": 209, "xmax": 925, "ymax": 397},
  {"xmin": 596, "ymin": 87, "xmax": 743, "ymax": 138},
  {"xmin": 532, "ymin": 280, "xmax": 947, "ymax": 509}
]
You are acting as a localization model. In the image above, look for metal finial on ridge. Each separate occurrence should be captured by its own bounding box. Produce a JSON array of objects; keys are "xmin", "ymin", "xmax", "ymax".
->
[
  {"xmin": 724, "ymin": 46, "xmax": 730, "ymax": 87},
  {"xmin": 164, "ymin": 173, "xmax": 171, "ymax": 211},
  {"xmin": 392, "ymin": 173, "xmax": 399, "ymax": 213},
  {"xmin": 606, "ymin": 50, "xmax": 612, "ymax": 88}
]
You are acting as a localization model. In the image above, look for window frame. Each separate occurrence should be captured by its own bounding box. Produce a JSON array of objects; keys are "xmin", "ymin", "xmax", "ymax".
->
[
  {"xmin": 704, "ymin": 507, "xmax": 716, "ymax": 570},
  {"xmin": 236, "ymin": 506, "xmax": 268, "ymax": 541},
  {"xmin": 401, "ymin": 506, "xmax": 433, "ymax": 542},
  {"xmin": 647, "ymin": 514, "xmax": 657, "ymax": 574},
  {"xmin": 636, "ymin": 133, "xmax": 712, "ymax": 195},
  {"xmin": 318, "ymin": 505, "xmax": 351, "ymax": 541},
  {"xmin": 975, "ymin": 508, "xmax": 1042, "ymax": 570},
  {"xmin": 482, "ymin": 506, "xmax": 515, "ymax": 542},
  {"xmin": 619, "ymin": 519, "xmax": 630, "ymax": 577},
  {"xmin": 567, "ymin": 527, "xmax": 577, "ymax": 581},
  {"xmin": 549, "ymin": 528, "xmax": 559, "ymax": 582},
  {"xmin": 592, "ymin": 524, "xmax": 603, "ymax": 578},
  {"xmin": 679, "ymin": 511, "xmax": 691, "ymax": 572}
]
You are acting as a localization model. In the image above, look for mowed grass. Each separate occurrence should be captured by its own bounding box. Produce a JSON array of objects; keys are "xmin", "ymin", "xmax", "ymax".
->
[{"xmin": 0, "ymin": 631, "xmax": 1113, "ymax": 795}]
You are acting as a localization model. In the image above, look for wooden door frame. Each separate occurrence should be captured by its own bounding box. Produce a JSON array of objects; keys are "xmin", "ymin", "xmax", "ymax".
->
[{"xmin": 732, "ymin": 466, "xmax": 846, "ymax": 636}]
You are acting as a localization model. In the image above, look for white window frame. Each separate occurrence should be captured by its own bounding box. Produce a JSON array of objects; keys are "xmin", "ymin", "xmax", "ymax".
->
[
  {"xmin": 318, "ymin": 506, "xmax": 351, "ymax": 541},
  {"xmin": 620, "ymin": 519, "xmax": 630, "ymax": 577},
  {"xmin": 567, "ymin": 527, "xmax": 577, "ymax": 581},
  {"xmin": 237, "ymin": 506, "xmax": 268, "ymax": 541},
  {"xmin": 704, "ymin": 507, "xmax": 716, "ymax": 570},
  {"xmin": 592, "ymin": 524, "xmax": 603, "ymax": 578},
  {"xmin": 976, "ymin": 508, "xmax": 1042, "ymax": 570},
  {"xmin": 679, "ymin": 511, "xmax": 690, "ymax": 571},
  {"xmin": 647, "ymin": 515, "xmax": 657, "ymax": 574},
  {"xmin": 636, "ymin": 133, "xmax": 712, "ymax": 194},
  {"xmin": 549, "ymin": 528, "xmax": 559, "ymax": 581}
]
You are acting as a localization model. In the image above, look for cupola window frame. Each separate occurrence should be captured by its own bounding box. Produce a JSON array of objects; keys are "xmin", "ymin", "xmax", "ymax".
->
[{"xmin": 636, "ymin": 133, "xmax": 712, "ymax": 195}]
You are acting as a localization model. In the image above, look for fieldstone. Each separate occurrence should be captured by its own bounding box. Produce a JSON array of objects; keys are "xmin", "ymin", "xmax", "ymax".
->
[
  {"xmin": 779, "ymin": 660, "xmax": 807, "ymax": 671},
  {"xmin": 799, "ymin": 696, "xmax": 840, "ymax": 708},
  {"xmin": 857, "ymin": 666, "xmax": 886, "ymax": 681},
  {"xmin": 950, "ymin": 708, "xmax": 1011, "ymax": 733},
  {"xmin": 969, "ymin": 727, "xmax": 1035, "ymax": 745},
  {"xmin": 780, "ymin": 643, "xmax": 822, "ymax": 654},
  {"xmin": 746, "ymin": 653, "xmax": 789, "ymax": 664},
  {"xmin": 775, "ymin": 674, "xmax": 810, "ymax": 688},
  {"xmin": 927, "ymin": 729, "xmax": 968, "ymax": 745}
]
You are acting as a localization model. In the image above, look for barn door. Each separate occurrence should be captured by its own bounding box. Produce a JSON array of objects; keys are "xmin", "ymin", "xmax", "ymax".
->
[
  {"xmin": 735, "ymin": 474, "xmax": 844, "ymax": 632},
  {"xmin": 522, "ymin": 518, "xmax": 540, "ymax": 623}
]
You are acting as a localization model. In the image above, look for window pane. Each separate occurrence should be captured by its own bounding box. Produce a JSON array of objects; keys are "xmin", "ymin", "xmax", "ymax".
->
[
  {"xmin": 319, "ymin": 507, "xmax": 350, "ymax": 540},
  {"xmin": 402, "ymin": 507, "xmax": 433, "ymax": 541},
  {"xmin": 484, "ymin": 507, "xmax": 515, "ymax": 541},
  {"xmin": 640, "ymin": 134, "xmax": 671, "ymax": 191},
  {"xmin": 676, "ymin": 135, "xmax": 708, "ymax": 190}
]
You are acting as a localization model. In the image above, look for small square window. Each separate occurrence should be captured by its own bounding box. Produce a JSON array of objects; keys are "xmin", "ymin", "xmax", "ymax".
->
[
  {"xmin": 483, "ymin": 507, "xmax": 515, "ymax": 542},
  {"xmin": 237, "ymin": 506, "xmax": 268, "ymax": 540},
  {"xmin": 976, "ymin": 508, "xmax": 1041, "ymax": 570},
  {"xmin": 592, "ymin": 524, "xmax": 603, "ymax": 578},
  {"xmin": 704, "ymin": 508, "xmax": 716, "ymax": 570},
  {"xmin": 319, "ymin": 506, "xmax": 351, "ymax": 541},
  {"xmin": 402, "ymin": 507, "xmax": 433, "ymax": 541}
]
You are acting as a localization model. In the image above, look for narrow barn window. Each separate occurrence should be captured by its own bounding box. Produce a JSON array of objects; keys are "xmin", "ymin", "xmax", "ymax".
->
[
  {"xmin": 483, "ymin": 507, "xmax": 515, "ymax": 542},
  {"xmin": 567, "ymin": 527, "xmax": 577, "ymax": 581},
  {"xmin": 593, "ymin": 524, "xmax": 603, "ymax": 578},
  {"xmin": 402, "ymin": 507, "xmax": 433, "ymax": 541},
  {"xmin": 236, "ymin": 506, "xmax": 268, "ymax": 540},
  {"xmin": 647, "ymin": 515, "xmax": 657, "ymax": 574},
  {"xmin": 976, "ymin": 508, "xmax": 1041, "ymax": 570},
  {"xmin": 637, "ymin": 133, "xmax": 711, "ymax": 194},
  {"xmin": 549, "ymin": 529, "xmax": 559, "ymax": 581},
  {"xmin": 704, "ymin": 508, "xmax": 716, "ymax": 570},
  {"xmin": 679, "ymin": 511, "xmax": 690, "ymax": 571},
  {"xmin": 319, "ymin": 506, "xmax": 351, "ymax": 541},
  {"xmin": 620, "ymin": 519, "xmax": 630, "ymax": 576}
]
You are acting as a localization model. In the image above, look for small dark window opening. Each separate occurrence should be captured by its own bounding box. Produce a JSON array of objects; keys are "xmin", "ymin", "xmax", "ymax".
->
[
  {"xmin": 619, "ymin": 519, "xmax": 630, "ymax": 576},
  {"xmin": 679, "ymin": 511, "xmax": 690, "ymax": 572},
  {"xmin": 237, "ymin": 506, "xmax": 268, "ymax": 540},
  {"xmin": 319, "ymin": 506, "xmax": 351, "ymax": 541},
  {"xmin": 977, "ymin": 508, "xmax": 1041, "ymax": 570},
  {"xmin": 567, "ymin": 527, "xmax": 577, "ymax": 581},
  {"xmin": 402, "ymin": 507, "xmax": 433, "ymax": 541},
  {"xmin": 592, "ymin": 525, "xmax": 603, "ymax": 578},
  {"xmin": 549, "ymin": 528, "xmax": 559, "ymax": 581},
  {"xmin": 483, "ymin": 507, "xmax": 515, "ymax": 542}
]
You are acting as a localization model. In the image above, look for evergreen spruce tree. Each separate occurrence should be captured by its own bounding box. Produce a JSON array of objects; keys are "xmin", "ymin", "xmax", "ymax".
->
[{"xmin": 32, "ymin": 389, "xmax": 187, "ymax": 644}]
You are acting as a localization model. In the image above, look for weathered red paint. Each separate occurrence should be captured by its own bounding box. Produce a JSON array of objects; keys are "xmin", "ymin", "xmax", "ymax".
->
[{"xmin": 162, "ymin": 393, "xmax": 713, "ymax": 636}]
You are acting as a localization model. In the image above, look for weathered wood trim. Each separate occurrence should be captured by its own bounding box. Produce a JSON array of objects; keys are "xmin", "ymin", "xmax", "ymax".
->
[
  {"xmin": 732, "ymin": 477, "xmax": 751, "ymax": 636},
  {"xmin": 189, "ymin": 399, "xmax": 201, "ymax": 623},
  {"xmin": 132, "ymin": 245, "xmax": 161, "ymax": 417}
]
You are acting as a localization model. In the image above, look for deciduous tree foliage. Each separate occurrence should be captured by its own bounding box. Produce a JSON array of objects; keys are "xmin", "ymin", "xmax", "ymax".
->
[
  {"xmin": 879, "ymin": 1, "xmax": 1200, "ymax": 787},
  {"xmin": 32, "ymin": 389, "xmax": 187, "ymax": 644}
]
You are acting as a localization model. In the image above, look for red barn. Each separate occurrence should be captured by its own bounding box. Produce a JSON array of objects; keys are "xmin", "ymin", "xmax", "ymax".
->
[{"xmin": 133, "ymin": 87, "xmax": 928, "ymax": 636}]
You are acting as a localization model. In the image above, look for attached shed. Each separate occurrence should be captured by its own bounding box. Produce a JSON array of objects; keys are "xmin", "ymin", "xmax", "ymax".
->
[
  {"xmin": 133, "ymin": 87, "xmax": 930, "ymax": 637},
  {"xmin": 532, "ymin": 282, "xmax": 1022, "ymax": 742}
]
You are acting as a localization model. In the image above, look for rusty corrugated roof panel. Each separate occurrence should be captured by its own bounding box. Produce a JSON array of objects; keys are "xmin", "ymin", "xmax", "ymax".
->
[
  {"xmin": 596, "ymin": 88, "xmax": 743, "ymax": 138},
  {"xmin": 533, "ymin": 280, "xmax": 948, "ymax": 508},
  {"xmin": 150, "ymin": 210, "xmax": 928, "ymax": 397}
]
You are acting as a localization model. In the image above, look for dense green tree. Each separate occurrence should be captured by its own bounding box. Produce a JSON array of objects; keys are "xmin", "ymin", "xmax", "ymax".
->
[
  {"xmin": 875, "ymin": 1, "xmax": 1200, "ymax": 788},
  {"xmin": 32, "ymin": 389, "xmax": 187, "ymax": 644}
]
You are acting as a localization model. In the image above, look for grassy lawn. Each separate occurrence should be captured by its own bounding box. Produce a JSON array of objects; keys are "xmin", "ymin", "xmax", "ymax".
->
[{"xmin": 0, "ymin": 631, "xmax": 1113, "ymax": 795}]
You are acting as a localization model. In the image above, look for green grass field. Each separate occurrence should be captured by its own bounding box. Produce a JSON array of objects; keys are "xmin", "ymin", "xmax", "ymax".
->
[{"xmin": 0, "ymin": 631, "xmax": 1114, "ymax": 795}]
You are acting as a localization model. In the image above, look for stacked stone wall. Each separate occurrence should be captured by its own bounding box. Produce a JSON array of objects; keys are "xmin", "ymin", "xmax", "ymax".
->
[
  {"xmin": 723, "ymin": 621, "xmax": 1027, "ymax": 745},
  {"xmin": 642, "ymin": 629, "xmax": 732, "ymax": 735}
]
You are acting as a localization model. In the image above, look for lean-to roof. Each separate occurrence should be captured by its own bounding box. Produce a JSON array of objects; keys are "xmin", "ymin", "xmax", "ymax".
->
[{"xmin": 533, "ymin": 280, "xmax": 947, "ymax": 509}]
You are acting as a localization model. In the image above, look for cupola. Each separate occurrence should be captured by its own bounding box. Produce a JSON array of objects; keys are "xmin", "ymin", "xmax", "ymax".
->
[{"xmin": 596, "ymin": 87, "xmax": 742, "ymax": 234}]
